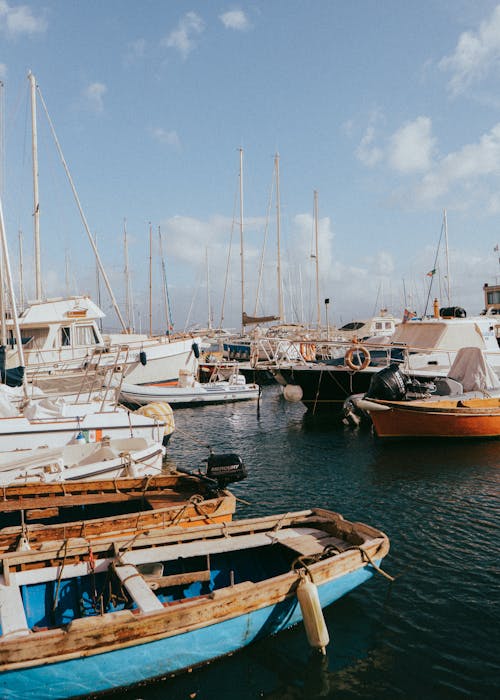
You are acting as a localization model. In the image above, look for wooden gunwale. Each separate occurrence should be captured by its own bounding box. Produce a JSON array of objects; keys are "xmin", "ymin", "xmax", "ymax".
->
[{"xmin": 0, "ymin": 510, "xmax": 389, "ymax": 670}]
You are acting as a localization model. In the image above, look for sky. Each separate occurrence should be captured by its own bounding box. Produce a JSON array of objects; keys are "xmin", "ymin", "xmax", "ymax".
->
[{"xmin": 1, "ymin": 0, "xmax": 500, "ymax": 333}]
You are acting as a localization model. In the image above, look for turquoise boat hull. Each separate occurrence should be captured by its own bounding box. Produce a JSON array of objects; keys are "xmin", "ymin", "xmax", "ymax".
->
[{"xmin": 0, "ymin": 565, "xmax": 376, "ymax": 699}]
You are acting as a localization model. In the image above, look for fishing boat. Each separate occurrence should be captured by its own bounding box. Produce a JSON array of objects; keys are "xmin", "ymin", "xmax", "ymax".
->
[
  {"xmin": 0, "ymin": 508, "xmax": 389, "ymax": 699},
  {"xmin": 0, "ymin": 467, "xmax": 240, "ymax": 553},
  {"xmin": 355, "ymin": 395, "xmax": 500, "ymax": 438},
  {"xmin": 275, "ymin": 308, "xmax": 500, "ymax": 414},
  {"xmin": 0, "ymin": 436, "xmax": 165, "ymax": 486},
  {"xmin": 119, "ymin": 369, "xmax": 259, "ymax": 407}
]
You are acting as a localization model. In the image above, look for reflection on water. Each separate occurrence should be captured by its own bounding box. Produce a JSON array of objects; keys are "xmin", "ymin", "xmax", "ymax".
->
[{"xmin": 113, "ymin": 385, "xmax": 498, "ymax": 699}]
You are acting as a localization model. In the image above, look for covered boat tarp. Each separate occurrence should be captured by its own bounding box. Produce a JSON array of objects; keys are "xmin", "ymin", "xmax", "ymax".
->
[
  {"xmin": 447, "ymin": 347, "xmax": 500, "ymax": 392},
  {"xmin": 0, "ymin": 346, "xmax": 24, "ymax": 387}
]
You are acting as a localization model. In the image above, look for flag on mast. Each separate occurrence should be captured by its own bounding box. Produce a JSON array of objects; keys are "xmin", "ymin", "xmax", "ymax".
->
[{"xmin": 426, "ymin": 268, "xmax": 436, "ymax": 277}]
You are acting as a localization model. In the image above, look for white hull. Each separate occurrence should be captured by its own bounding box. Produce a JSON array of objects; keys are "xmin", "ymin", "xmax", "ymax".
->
[
  {"xmin": 0, "ymin": 408, "xmax": 167, "ymax": 453},
  {"xmin": 120, "ymin": 380, "xmax": 259, "ymax": 406},
  {"xmin": 0, "ymin": 437, "xmax": 165, "ymax": 485}
]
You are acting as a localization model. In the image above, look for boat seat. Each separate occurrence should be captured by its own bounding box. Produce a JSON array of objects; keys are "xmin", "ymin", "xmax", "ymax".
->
[
  {"xmin": 0, "ymin": 578, "xmax": 30, "ymax": 638},
  {"xmin": 113, "ymin": 564, "xmax": 164, "ymax": 613},
  {"xmin": 278, "ymin": 533, "xmax": 350, "ymax": 556}
]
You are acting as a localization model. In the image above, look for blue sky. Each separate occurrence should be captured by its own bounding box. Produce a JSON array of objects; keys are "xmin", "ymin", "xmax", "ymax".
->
[{"xmin": 1, "ymin": 0, "xmax": 500, "ymax": 333}]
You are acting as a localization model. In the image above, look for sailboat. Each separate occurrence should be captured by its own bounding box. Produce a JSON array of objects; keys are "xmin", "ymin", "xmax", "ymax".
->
[{"xmin": 3, "ymin": 72, "xmax": 201, "ymax": 386}]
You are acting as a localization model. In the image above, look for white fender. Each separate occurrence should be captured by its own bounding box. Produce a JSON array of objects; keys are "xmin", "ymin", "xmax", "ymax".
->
[{"xmin": 297, "ymin": 576, "xmax": 329, "ymax": 654}]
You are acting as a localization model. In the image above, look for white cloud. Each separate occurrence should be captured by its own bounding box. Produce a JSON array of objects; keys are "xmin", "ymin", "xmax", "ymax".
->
[
  {"xmin": 439, "ymin": 4, "xmax": 500, "ymax": 96},
  {"xmin": 219, "ymin": 9, "xmax": 250, "ymax": 31},
  {"xmin": 0, "ymin": 0, "xmax": 46, "ymax": 37},
  {"xmin": 388, "ymin": 116, "xmax": 435, "ymax": 173},
  {"xmin": 356, "ymin": 126, "xmax": 383, "ymax": 167},
  {"xmin": 415, "ymin": 122, "xmax": 500, "ymax": 202},
  {"xmin": 152, "ymin": 127, "xmax": 181, "ymax": 149},
  {"xmin": 163, "ymin": 11, "xmax": 205, "ymax": 59},
  {"xmin": 82, "ymin": 82, "xmax": 107, "ymax": 113}
]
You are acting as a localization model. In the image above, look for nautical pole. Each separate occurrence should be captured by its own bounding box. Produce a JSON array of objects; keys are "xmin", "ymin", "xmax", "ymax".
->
[
  {"xmin": 314, "ymin": 190, "xmax": 321, "ymax": 329},
  {"xmin": 443, "ymin": 208, "xmax": 451, "ymax": 305},
  {"xmin": 28, "ymin": 71, "xmax": 42, "ymax": 301},
  {"xmin": 275, "ymin": 153, "xmax": 283, "ymax": 321},
  {"xmin": 36, "ymin": 78, "xmax": 128, "ymax": 332},
  {"xmin": 239, "ymin": 147, "xmax": 245, "ymax": 333},
  {"xmin": 149, "ymin": 222, "xmax": 153, "ymax": 337},
  {"xmin": 0, "ymin": 194, "xmax": 28, "ymax": 397},
  {"xmin": 206, "ymin": 246, "xmax": 212, "ymax": 330}
]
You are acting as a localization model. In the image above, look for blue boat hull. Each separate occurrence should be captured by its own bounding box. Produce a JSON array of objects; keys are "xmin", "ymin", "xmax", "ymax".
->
[{"xmin": 0, "ymin": 564, "xmax": 377, "ymax": 699}]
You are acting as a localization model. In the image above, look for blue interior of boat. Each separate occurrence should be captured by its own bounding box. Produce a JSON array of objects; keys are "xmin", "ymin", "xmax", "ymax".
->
[{"xmin": 18, "ymin": 543, "xmax": 299, "ymax": 631}]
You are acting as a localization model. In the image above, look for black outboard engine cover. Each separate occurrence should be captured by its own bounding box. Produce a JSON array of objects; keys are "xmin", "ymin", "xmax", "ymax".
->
[
  {"xmin": 366, "ymin": 363, "xmax": 408, "ymax": 401},
  {"xmin": 206, "ymin": 453, "xmax": 247, "ymax": 488},
  {"xmin": 439, "ymin": 306, "xmax": 466, "ymax": 318}
]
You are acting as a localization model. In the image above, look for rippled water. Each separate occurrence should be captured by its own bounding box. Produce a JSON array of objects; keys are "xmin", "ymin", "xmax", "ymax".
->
[{"xmin": 114, "ymin": 385, "xmax": 499, "ymax": 699}]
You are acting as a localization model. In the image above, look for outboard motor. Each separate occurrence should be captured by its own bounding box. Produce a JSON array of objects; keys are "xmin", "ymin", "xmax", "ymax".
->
[
  {"xmin": 206, "ymin": 452, "xmax": 247, "ymax": 489},
  {"xmin": 365, "ymin": 363, "xmax": 408, "ymax": 401}
]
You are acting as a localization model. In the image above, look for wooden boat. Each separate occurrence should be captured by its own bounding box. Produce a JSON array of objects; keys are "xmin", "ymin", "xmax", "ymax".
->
[
  {"xmin": 0, "ymin": 471, "xmax": 237, "ymax": 553},
  {"xmin": 119, "ymin": 372, "xmax": 259, "ymax": 407},
  {"xmin": 0, "ymin": 508, "xmax": 389, "ymax": 699},
  {"xmin": 0, "ymin": 436, "xmax": 165, "ymax": 485},
  {"xmin": 356, "ymin": 395, "xmax": 500, "ymax": 438}
]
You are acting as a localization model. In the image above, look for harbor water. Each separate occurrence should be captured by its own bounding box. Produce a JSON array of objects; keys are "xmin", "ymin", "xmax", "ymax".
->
[{"xmin": 113, "ymin": 385, "xmax": 498, "ymax": 699}]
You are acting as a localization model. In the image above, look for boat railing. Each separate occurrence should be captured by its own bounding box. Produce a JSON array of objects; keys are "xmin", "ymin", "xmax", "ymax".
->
[{"xmin": 250, "ymin": 336, "xmax": 500, "ymax": 376}]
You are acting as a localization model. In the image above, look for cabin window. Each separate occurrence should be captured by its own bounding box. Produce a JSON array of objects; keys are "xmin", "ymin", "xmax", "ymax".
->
[
  {"xmin": 384, "ymin": 322, "xmax": 393, "ymax": 329},
  {"xmin": 486, "ymin": 290, "xmax": 500, "ymax": 305},
  {"xmin": 73, "ymin": 325, "xmax": 99, "ymax": 346},
  {"xmin": 375, "ymin": 322, "xmax": 383, "ymax": 330},
  {"xmin": 61, "ymin": 326, "xmax": 71, "ymax": 346}
]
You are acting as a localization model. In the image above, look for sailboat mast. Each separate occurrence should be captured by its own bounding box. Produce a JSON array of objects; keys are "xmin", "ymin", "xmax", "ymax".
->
[
  {"xmin": 444, "ymin": 208, "xmax": 451, "ymax": 305},
  {"xmin": 0, "ymin": 194, "xmax": 27, "ymax": 396},
  {"xmin": 36, "ymin": 81, "xmax": 128, "ymax": 332},
  {"xmin": 18, "ymin": 230, "xmax": 24, "ymax": 311},
  {"xmin": 239, "ymin": 147, "xmax": 245, "ymax": 333},
  {"xmin": 206, "ymin": 247, "xmax": 212, "ymax": 330},
  {"xmin": 314, "ymin": 190, "xmax": 320, "ymax": 329},
  {"xmin": 275, "ymin": 153, "xmax": 283, "ymax": 321},
  {"xmin": 123, "ymin": 219, "xmax": 133, "ymax": 332},
  {"xmin": 149, "ymin": 222, "xmax": 153, "ymax": 337},
  {"xmin": 28, "ymin": 71, "xmax": 42, "ymax": 301}
]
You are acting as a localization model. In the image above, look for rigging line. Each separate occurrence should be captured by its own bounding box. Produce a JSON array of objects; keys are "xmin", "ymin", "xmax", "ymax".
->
[
  {"xmin": 219, "ymin": 185, "xmax": 239, "ymax": 330},
  {"xmin": 253, "ymin": 167, "xmax": 275, "ymax": 317},
  {"xmin": 158, "ymin": 227, "xmax": 173, "ymax": 333},
  {"xmin": 423, "ymin": 217, "xmax": 445, "ymax": 317}
]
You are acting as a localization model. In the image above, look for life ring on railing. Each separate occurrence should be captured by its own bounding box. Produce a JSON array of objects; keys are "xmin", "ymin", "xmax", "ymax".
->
[
  {"xmin": 345, "ymin": 345, "xmax": 371, "ymax": 371},
  {"xmin": 300, "ymin": 343, "xmax": 316, "ymax": 362}
]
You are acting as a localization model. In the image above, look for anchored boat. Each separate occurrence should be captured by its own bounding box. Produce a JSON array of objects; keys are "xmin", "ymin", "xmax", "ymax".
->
[{"xmin": 0, "ymin": 508, "xmax": 389, "ymax": 699}]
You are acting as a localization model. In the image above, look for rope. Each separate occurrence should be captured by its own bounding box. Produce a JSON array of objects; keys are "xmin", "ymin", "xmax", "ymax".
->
[
  {"xmin": 358, "ymin": 545, "xmax": 395, "ymax": 582},
  {"xmin": 52, "ymin": 538, "xmax": 69, "ymax": 613}
]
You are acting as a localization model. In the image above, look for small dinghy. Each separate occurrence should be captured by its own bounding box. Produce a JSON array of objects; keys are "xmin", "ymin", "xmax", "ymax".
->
[
  {"xmin": 0, "ymin": 436, "xmax": 165, "ymax": 485},
  {"xmin": 0, "ymin": 508, "xmax": 390, "ymax": 699},
  {"xmin": 119, "ymin": 369, "xmax": 259, "ymax": 407},
  {"xmin": 0, "ymin": 468, "xmax": 240, "ymax": 553}
]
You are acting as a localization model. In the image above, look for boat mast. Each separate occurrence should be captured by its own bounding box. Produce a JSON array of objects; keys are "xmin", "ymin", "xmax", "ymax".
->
[
  {"xmin": 149, "ymin": 222, "xmax": 153, "ymax": 337},
  {"xmin": 18, "ymin": 230, "xmax": 24, "ymax": 311},
  {"xmin": 36, "ymin": 79, "xmax": 128, "ymax": 332},
  {"xmin": 123, "ymin": 219, "xmax": 134, "ymax": 332},
  {"xmin": 28, "ymin": 71, "xmax": 42, "ymax": 301},
  {"xmin": 275, "ymin": 153, "xmax": 283, "ymax": 321},
  {"xmin": 0, "ymin": 194, "xmax": 28, "ymax": 396},
  {"xmin": 239, "ymin": 147, "xmax": 245, "ymax": 334},
  {"xmin": 206, "ymin": 246, "xmax": 212, "ymax": 330},
  {"xmin": 314, "ymin": 190, "xmax": 321, "ymax": 329},
  {"xmin": 443, "ymin": 208, "xmax": 451, "ymax": 305}
]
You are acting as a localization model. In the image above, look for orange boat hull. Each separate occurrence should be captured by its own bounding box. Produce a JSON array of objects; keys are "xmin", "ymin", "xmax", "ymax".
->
[{"xmin": 370, "ymin": 401, "xmax": 500, "ymax": 438}]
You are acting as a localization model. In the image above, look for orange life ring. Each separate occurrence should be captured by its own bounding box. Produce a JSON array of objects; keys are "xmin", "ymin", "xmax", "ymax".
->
[
  {"xmin": 345, "ymin": 345, "xmax": 371, "ymax": 371},
  {"xmin": 300, "ymin": 343, "xmax": 316, "ymax": 362}
]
